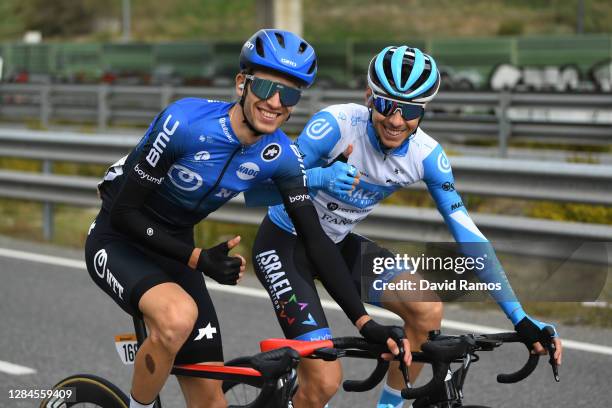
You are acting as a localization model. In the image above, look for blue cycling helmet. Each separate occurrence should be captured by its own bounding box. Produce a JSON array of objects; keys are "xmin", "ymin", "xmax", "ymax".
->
[
  {"xmin": 239, "ymin": 29, "xmax": 317, "ymax": 88},
  {"xmin": 367, "ymin": 46, "xmax": 441, "ymax": 104}
]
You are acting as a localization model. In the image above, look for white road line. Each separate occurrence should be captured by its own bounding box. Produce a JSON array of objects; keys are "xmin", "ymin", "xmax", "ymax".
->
[
  {"xmin": 2, "ymin": 246, "xmax": 612, "ymax": 357},
  {"xmin": 0, "ymin": 247, "xmax": 86, "ymax": 269},
  {"xmin": 0, "ymin": 360, "xmax": 36, "ymax": 375}
]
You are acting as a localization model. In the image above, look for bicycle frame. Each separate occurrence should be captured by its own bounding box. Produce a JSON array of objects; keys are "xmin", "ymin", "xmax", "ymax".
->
[
  {"xmin": 44, "ymin": 317, "xmax": 555, "ymax": 408},
  {"xmin": 131, "ymin": 316, "xmax": 299, "ymax": 408}
]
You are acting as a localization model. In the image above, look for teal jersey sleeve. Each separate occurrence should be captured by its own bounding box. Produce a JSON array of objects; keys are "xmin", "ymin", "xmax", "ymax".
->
[
  {"xmin": 295, "ymin": 110, "xmax": 342, "ymax": 168},
  {"xmin": 422, "ymin": 145, "xmax": 523, "ymax": 322}
]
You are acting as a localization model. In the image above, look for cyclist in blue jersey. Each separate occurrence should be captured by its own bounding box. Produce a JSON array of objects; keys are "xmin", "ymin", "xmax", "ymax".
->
[
  {"xmin": 85, "ymin": 31, "xmax": 408, "ymax": 408},
  {"xmin": 251, "ymin": 45, "xmax": 563, "ymax": 408}
]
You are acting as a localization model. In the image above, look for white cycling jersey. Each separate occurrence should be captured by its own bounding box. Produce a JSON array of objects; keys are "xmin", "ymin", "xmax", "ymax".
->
[
  {"xmin": 268, "ymin": 103, "xmax": 478, "ymax": 244},
  {"xmin": 253, "ymin": 102, "xmax": 534, "ymax": 328}
]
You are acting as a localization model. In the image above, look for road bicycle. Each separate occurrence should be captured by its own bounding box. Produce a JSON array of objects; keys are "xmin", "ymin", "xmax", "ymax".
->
[
  {"xmin": 223, "ymin": 326, "xmax": 559, "ymax": 408},
  {"xmin": 41, "ymin": 315, "xmax": 559, "ymax": 408},
  {"xmin": 40, "ymin": 315, "xmax": 303, "ymax": 408}
]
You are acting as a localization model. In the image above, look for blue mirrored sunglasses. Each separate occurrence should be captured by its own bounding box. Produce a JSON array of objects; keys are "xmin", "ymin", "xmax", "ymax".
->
[
  {"xmin": 372, "ymin": 94, "xmax": 424, "ymax": 121},
  {"xmin": 245, "ymin": 75, "xmax": 302, "ymax": 107}
]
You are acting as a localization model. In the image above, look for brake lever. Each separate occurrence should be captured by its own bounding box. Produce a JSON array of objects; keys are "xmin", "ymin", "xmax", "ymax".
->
[
  {"xmin": 399, "ymin": 353, "xmax": 410, "ymax": 386},
  {"xmin": 390, "ymin": 327, "xmax": 410, "ymax": 386},
  {"xmin": 542, "ymin": 326, "xmax": 560, "ymax": 382}
]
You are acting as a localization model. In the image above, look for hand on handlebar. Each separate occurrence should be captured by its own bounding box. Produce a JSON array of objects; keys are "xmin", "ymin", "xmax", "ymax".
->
[
  {"xmin": 358, "ymin": 319, "xmax": 412, "ymax": 367},
  {"xmin": 514, "ymin": 315, "xmax": 563, "ymax": 367}
]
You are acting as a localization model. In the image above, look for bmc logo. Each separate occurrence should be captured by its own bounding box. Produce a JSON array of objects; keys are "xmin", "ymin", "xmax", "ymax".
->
[
  {"xmin": 289, "ymin": 194, "xmax": 310, "ymax": 203},
  {"xmin": 146, "ymin": 115, "xmax": 180, "ymax": 167},
  {"xmin": 236, "ymin": 162, "xmax": 260, "ymax": 181},
  {"xmin": 244, "ymin": 41, "xmax": 255, "ymax": 50}
]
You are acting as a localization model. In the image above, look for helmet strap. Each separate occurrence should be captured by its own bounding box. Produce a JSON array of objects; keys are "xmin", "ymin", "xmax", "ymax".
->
[{"xmin": 239, "ymin": 80, "xmax": 264, "ymax": 136}]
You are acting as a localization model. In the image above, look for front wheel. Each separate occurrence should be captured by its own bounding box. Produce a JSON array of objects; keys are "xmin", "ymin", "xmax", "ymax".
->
[
  {"xmin": 222, "ymin": 357, "xmax": 297, "ymax": 408},
  {"xmin": 222, "ymin": 357, "xmax": 264, "ymax": 407},
  {"xmin": 40, "ymin": 374, "xmax": 129, "ymax": 408}
]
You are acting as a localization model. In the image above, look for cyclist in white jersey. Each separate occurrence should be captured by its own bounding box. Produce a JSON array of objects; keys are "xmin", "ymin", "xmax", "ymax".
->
[{"xmin": 251, "ymin": 46, "xmax": 563, "ymax": 408}]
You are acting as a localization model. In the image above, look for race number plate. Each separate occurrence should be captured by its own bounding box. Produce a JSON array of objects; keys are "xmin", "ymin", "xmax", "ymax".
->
[{"xmin": 114, "ymin": 333, "xmax": 139, "ymax": 365}]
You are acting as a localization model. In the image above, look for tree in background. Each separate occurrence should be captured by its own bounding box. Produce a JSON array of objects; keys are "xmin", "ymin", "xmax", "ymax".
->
[{"xmin": 12, "ymin": 0, "xmax": 106, "ymax": 38}]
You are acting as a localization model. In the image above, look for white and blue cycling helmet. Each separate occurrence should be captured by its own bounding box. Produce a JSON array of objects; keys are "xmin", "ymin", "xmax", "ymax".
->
[
  {"xmin": 240, "ymin": 29, "xmax": 317, "ymax": 88},
  {"xmin": 367, "ymin": 46, "xmax": 441, "ymax": 104}
]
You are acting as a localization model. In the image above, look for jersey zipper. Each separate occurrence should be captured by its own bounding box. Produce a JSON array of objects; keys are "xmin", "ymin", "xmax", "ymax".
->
[{"xmin": 193, "ymin": 145, "xmax": 242, "ymax": 211}]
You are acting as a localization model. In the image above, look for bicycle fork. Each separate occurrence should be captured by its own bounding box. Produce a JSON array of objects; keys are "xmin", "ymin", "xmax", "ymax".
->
[{"xmin": 413, "ymin": 354, "xmax": 472, "ymax": 408}]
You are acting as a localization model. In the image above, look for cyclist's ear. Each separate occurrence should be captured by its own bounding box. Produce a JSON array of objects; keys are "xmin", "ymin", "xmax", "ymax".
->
[
  {"xmin": 235, "ymin": 73, "xmax": 246, "ymax": 97},
  {"xmin": 365, "ymin": 88, "xmax": 373, "ymax": 106}
]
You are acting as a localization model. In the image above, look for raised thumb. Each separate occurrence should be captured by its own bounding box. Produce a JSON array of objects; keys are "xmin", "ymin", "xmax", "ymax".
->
[{"xmin": 343, "ymin": 144, "xmax": 353, "ymax": 158}]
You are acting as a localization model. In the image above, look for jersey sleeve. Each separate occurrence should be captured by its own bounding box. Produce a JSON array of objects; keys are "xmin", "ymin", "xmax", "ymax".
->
[
  {"xmin": 294, "ymin": 109, "xmax": 343, "ymax": 168},
  {"xmin": 271, "ymin": 141, "xmax": 368, "ymax": 323},
  {"xmin": 422, "ymin": 145, "xmax": 523, "ymax": 319},
  {"xmin": 109, "ymin": 102, "xmax": 195, "ymax": 264}
]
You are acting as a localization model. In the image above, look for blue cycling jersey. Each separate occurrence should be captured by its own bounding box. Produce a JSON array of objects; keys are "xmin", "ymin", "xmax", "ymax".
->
[
  {"xmin": 99, "ymin": 98, "xmax": 307, "ymax": 228},
  {"xmin": 97, "ymin": 98, "xmax": 370, "ymax": 323}
]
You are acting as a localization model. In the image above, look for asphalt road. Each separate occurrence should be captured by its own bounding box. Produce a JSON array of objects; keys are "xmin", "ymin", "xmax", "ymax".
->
[{"xmin": 1, "ymin": 236, "xmax": 611, "ymax": 408}]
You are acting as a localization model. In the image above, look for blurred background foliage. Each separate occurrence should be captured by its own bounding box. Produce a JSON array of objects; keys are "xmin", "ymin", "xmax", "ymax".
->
[{"xmin": 1, "ymin": 0, "xmax": 611, "ymax": 42}]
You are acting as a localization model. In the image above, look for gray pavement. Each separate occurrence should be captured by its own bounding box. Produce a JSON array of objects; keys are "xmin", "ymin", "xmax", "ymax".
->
[{"xmin": 1, "ymin": 236, "xmax": 611, "ymax": 407}]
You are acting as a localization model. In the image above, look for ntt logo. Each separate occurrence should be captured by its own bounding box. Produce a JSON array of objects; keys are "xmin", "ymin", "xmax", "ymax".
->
[{"xmin": 236, "ymin": 162, "xmax": 260, "ymax": 180}]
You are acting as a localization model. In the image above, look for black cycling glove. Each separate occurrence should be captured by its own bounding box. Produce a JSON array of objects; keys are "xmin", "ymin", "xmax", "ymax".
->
[
  {"xmin": 514, "ymin": 317, "xmax": 557, "ymax": 347},
  {"xmin": 359, "ymin": 319, "xmax": 405, "ymax": 346},
  {"xmin": 196, "ymin": 241, "xmax": 241, "ymax": 285}
]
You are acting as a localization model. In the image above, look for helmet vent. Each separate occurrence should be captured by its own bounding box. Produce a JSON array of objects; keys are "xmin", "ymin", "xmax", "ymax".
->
[
  {"xmin": 298, "ymin": 42, "xmax": 308, "ymax": 54},
  {"xmin": 255, "ymin": 37, "xmax": 265, "ymax": 57},
  {"xmin": 274, "ymin": 32, "xmax": 286, "ymax": 48},
  {"xmin": 307, "ymin": 60, "xmax": 316, "ymax": 74}
]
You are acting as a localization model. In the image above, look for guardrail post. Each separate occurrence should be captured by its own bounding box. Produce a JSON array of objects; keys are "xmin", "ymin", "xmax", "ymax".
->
[
  {"xmin": 161, "ymin": 84, "xmax": 172, "ymax": 108},
  {"xmin": 97, "ymin": 84, "xmax": 109, "ymax": 132},
  {"xmin": 42, "ymin": 160, "xmax": 54, "ymax": 241},
  {"xmin": 40, "ymin": 84, "xmax": 51, "ymax": 128},
  {"xmin": 498, "ymin": 90, "xmax": 511, "ymax": 158}
]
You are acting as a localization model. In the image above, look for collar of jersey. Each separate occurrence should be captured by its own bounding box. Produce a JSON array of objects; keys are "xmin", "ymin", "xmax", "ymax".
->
[
  {"xmin": 222, "ymin": 102, "xmax": 277, "ymax": 150},
  {"xmin": 366, "ymin": 120, "xmax": 410, "ymax": 157}
]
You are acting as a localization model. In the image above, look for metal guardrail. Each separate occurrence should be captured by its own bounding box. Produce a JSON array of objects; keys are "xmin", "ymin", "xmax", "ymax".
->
[
  {"xmin": 1, "ymin": 84, "xmax": 611, "ymax": 156},
  {"xmin": 0, "ymin": 169, "xmax": 610, "ymax": 264},
  {"xmin": 1, "ymin": 128, "xmax": 611, "ymax": 205},
  {"xmin": 0, "ymin": 127, "xmax": 611, "ymax": 262}
]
